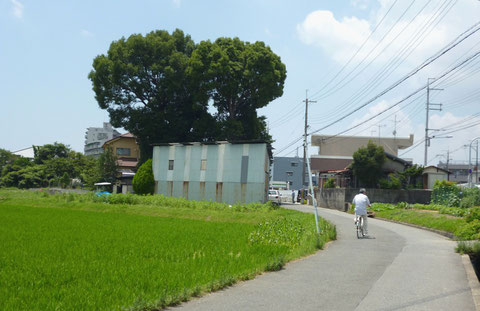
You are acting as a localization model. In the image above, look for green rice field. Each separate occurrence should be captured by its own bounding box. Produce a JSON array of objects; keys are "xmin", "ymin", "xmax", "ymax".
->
[{"xmin": 0, "ymin": 190, "xmax": 335, "ymax": 310}]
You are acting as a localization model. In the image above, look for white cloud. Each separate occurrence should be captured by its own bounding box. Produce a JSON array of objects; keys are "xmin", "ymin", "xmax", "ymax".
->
[
  {"xmin": 80, "ymin": 29, "xmax": 94, "ymax": 38},
  {"xmin": 351, "ymin": 0, "xmax": 370, "ymax": 10},
  {"xmin": 297, "ymin": 10, "xmax": 371, "ymax": 63},
  {"xmin": 297, "ymin": 1, "xmax": 480, "ymax": 67},
  {"xmin": 10, "ymin": 0, "xmax": 24, "ymax": 19}
]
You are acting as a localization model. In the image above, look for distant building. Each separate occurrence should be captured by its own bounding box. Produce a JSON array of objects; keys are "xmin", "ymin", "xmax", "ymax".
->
[
  {"xmin": 152, "ymin": 141, "xmax": 271, "ymax": 204},
  {"xmin": 12, "ymin": 147, "xmax": 35, "ymax": 159},
  {"xmin": 438, "ymin": 161, "xmax": 480, "ymax": 184},
  {"xmin": 84, "ymin": 122, "xmax": 121, "ymax": 157},
  {"xmin": 272, "ymin": 156, "xmax": 316, "ymax": 190},
  {"xmin": 310, "ymin": 134, "xmax": 414, "ymax": 174},
  {"xmin": 103, "ymin": 133, "xmax": 140, "ymax": 194}
]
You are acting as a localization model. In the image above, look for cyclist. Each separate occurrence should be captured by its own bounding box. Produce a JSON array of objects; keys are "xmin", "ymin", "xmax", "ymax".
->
[{"xmin": 352, "ymin": 188, "xmax": 371, "ymax": 236}]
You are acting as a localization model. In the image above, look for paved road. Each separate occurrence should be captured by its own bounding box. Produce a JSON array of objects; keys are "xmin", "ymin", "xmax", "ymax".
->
[{"xmin": 172, "ymin": 204, "xmax": 475, "ymax": 311}]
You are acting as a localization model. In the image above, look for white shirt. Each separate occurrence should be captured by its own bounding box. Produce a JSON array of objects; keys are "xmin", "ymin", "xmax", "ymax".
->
[{"xmin": 352, "ymin": 193, "xmax": 370, "ymax": 216}]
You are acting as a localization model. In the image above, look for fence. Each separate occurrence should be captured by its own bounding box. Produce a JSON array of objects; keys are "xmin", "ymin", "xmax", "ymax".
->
[{"xmin": 316, "ymin": 188, "xmax": 432, "ymax": 211}]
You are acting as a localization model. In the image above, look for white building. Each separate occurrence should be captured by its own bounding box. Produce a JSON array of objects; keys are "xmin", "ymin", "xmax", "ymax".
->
[
  {"xmin": 84, "ymin": 122, "xmax": 121, "ymax": 157},
  {"xmin": 12, "ymin": 147, "xmax": 35, "ymax": 159}
]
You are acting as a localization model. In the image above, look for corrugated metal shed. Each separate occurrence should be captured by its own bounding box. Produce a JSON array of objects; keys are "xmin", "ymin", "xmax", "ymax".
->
[{"xmin": 152, "ymin": 141, "xmax": 270, "ymax": 204}]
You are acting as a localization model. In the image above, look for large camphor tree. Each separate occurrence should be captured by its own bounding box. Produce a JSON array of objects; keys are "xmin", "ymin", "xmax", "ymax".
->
[
  {"xmin": 89, "ymin": 29, "xmax": 216, "ymax": 161},
  {"xmin": 89, "ymin": 29, "xmax": 286, "ymax": 161}
]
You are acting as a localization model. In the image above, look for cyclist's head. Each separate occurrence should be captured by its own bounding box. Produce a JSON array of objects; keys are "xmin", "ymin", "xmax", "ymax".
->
[{"xmin": 359, "ymin": 188, "xmax": 366, "ymax": 194}]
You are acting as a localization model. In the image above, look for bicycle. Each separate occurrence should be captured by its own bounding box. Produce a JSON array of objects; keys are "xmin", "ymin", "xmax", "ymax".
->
[{"xmin": 355, "ymin": 215, "xmax": 365, "ymax": 239}]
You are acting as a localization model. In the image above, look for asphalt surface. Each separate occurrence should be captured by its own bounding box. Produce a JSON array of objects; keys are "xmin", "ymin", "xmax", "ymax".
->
[{"xmin": 171, "ymin": 204, "xmax": 475, "ymax": 311}]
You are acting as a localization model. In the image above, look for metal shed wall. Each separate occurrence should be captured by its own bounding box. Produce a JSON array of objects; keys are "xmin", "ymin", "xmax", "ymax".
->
[{"xmin": 152, "ymin": 143, "xmax": 269, "ymax": 204}]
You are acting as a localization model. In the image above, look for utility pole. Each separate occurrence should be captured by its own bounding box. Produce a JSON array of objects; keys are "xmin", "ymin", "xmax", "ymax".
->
[
  {"xmin": 424, "ymin": 78, "xmax": 443, "ymax": 166},
  {"xmin": 446, "ymin": 149, "xmax": 450, "ymax": 181},
  {"xmin": 303, "ymin": 90, "xmax": 316, "ymax": 187},
  {"xmin": 392, "ymin": 114, "xmax": 400, "ymax": 140},
  {"xmin": 477, "ymin": 141, "xmax": 479, "ymax": 185},
  {"xmin": 469, "ymin": 137, "xmax": 480, "ymax": 187},
  {"xmin": 377, "ymin": 124, "xmax": 386, "ymax": 145}
]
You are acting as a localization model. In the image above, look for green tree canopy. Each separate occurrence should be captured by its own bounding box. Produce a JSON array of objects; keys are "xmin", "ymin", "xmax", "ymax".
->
[
  {"xmin": 33, "ymin": 143, "xmax": 70, "ymax": 164},
  {"xmin": 88, "ymin": 29, "xmax": 216, "ymax": 161},
  {"xmin": 189, "ymin": 37, "xmax": 286, "ymax": 141},
  {"xmin": 97, "ymin": 147, "xmax": 118, "ymax": 184},
  {"xmin": 89, "ymin": 29, "xmax": 286, "ymax": 161},
  {"xmin": 0, "ymin": 149, "xmax": 18, "ymax": 174},
  {"xmin": 351, "ymin": 141, "xmax": 386, "ymax": 188}
]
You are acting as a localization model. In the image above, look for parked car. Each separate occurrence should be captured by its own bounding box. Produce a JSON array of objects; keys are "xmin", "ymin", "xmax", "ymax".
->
[{"xmin": 268, "ymin": 190, "xmax": 281, "ymax": 205}]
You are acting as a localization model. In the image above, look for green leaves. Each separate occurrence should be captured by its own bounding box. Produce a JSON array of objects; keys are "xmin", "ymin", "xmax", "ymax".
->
[
  {"xmin": 351, "ymin": 141, "xmax": 386, "ymax": 188},
  {"xmin": 90, "ymin": 30, "xmax": 286, "ymax": 160},
  {"xmin": 132, "ymin": 159, "xmax": 154, "ymax": 195}
]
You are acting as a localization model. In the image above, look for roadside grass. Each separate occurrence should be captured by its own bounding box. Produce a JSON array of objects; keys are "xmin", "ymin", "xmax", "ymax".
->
[
  {"xmin": 373, "ymin": 208, "xmax": 466, "ymax": 234},
  {"xmin": 0, "ymin": 189, "xmax": 335, "ymax": 311},
  {"xmin": 456, "ymin": 241, "xmax": 480, "ymax": 279}
]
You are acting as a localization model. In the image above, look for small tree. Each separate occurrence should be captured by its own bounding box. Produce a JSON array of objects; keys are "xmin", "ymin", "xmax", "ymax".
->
[
  {"xmin": 132, "ymin": 159, "xmax": 154, "ymax": 195},
  {"xmin": 351, "ymin": 141, "xmax": 386, "ymax": 188},
  {"xmin": 97, "ymin": 147, "xmax": 118, "ymax": 183},
  {"xmin": 324, "ymin": 178, "xmax": 336, "ymax": 188}
]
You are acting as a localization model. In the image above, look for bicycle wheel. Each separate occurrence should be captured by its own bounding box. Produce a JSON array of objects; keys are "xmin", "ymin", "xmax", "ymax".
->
[
  {"xmin": 356, "ymin": 217, "xmax": 361, "ymax": 239},
  {"xmin": 360, "ymin": 217, "xmax": 364, "ymax": 237}
]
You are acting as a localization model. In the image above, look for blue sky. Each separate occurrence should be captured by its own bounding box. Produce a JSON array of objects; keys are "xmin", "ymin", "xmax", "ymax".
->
[{"xmin": 1, "ymin": 0, "xmax": 480, "ymax": 165}]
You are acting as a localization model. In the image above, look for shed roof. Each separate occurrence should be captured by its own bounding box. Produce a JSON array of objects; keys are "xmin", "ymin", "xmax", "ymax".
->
[{"xmin": 423, "ymin": 166, "xmax": 451, "ymax": 174}]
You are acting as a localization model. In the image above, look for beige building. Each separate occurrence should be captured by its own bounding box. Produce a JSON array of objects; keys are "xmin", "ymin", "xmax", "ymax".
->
[
  {"xmin": 103, "ymin": 133, "xmax": 140, "ymax": 193},
  {"xmin": 312, "ymin": 134, "xmax": 414, "ymax": 157},
  {"xmin": 310, "ymin": 134, "xmax": 414, "ymax": 174}
]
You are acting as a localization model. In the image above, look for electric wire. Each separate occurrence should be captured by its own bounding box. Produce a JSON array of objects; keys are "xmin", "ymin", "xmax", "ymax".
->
[{"xmin": 309, "ymin": 0, "xmax": 455, "ymax": 124}]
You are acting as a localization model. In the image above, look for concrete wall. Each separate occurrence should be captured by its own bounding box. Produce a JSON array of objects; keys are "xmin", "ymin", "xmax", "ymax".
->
[
  {"xmin": 153, "ymin": 142, "xmax": 269, "ymax": 204},
  {"xmin": 317, "ymin": 188, "xmax": 432, "ymax": 211}
]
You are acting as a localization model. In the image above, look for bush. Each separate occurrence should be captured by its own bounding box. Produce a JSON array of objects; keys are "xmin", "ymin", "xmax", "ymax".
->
[
  {"xmin": 324, "ymin": 178, "xmax": 335, "ymax": 189},
  {"xmin": 132, "ymin": 159, "xmax": 155, "ymax": 195},
  {"xmin": 460, "ymin": 196, "xmax": 476, "ymax": 209},
  {"xmin": 455, "ymin": 220, "xmax": 480, "ymax": 240},
  {"xmin": 461, "ymin": 187, "xmax": 480, "ymax": 206},
  {"xmin": 432, "ymin": 180, "xmax": 460, "ymax": 206},
  {"xmin": 379, "ymin": 174, "xmax": 402, "ymax": 189},
  {"xmin": 466, "ymin": 207, "xmax": 480, "ymax": 223}
]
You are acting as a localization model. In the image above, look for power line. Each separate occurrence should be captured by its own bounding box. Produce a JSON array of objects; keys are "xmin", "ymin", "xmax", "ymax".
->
[
  {"xmin": 315, "ymin": 50, "xmax": 480, "ymax": 146},
  {"xmin": 310, "ymin": 0, "xmax": 412, "ymax": 101},
  {"xmin": 308, "ymin": 24, "xmax": 480, "ymax": 137},
  {"xmin": 309, "ymin": 0, "xmax": 456, "ymax": 125},
  {"xmin": 307, "ymin": 0, "xmax": 401, "ymax": 100}
]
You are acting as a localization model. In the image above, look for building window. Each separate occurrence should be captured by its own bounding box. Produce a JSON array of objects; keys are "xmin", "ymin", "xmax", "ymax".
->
[
  {"xmin": 200, "ymin": 159, "xmax": 207, "ymax": 170},
  {"xmin": 168, "ymin": 160, "xmax": 174, "ymax": 170},
  {"xmin": 116, "ymin": 148, "xmax": 131, "ymax": 156},
  {"xmin": 291, "ymin": 162, "xmax": 298, "ymax": 167}
]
